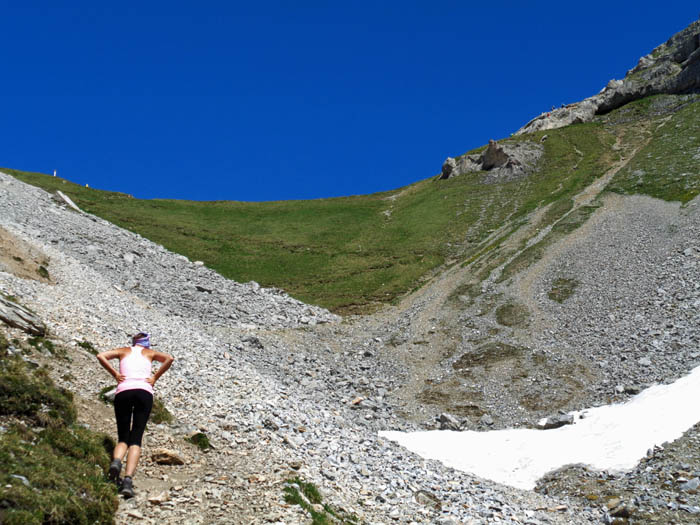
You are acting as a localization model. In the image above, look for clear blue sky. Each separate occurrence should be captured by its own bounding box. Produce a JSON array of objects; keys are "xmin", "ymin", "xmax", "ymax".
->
[{"xmin": 2, "ymin": 2, "xmax": 698, "ymax": 201}]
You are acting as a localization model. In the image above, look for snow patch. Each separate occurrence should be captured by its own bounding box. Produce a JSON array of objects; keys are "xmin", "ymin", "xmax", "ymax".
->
[{"xmin": 380, "ymin": 365, "xmax": 700, "ymax": 490}]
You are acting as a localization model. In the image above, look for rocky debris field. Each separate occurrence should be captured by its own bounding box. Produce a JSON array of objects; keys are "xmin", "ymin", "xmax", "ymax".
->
[
  {"xmin": 529, "ymin": 194, "xmax": 700, "ymax": 410},
  {"xmin": 386, "ymin": 191, "xmax": 700, "ymax": 435},
  {"xmin": 0, "ymin": 172, "xmax": 606, "ymax": 523},
  {"xmin": 536, "ymin": 422, "xmax": 700, "ymax": 524},
  {"xmin": 0, "ymin": 173, "xmax": 337, "ymax": 331}
]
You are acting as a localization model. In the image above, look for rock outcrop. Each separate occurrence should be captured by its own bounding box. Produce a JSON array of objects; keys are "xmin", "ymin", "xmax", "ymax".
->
[
  {"xmin": 516, "ymin": 19, "xmax": 700, "ymax": 135},
  {"xmin": 52, "ymin": 190, "xmax": 83, "ymax": 213},
  {"xmin": 0, "ymin": 295, "xmax": 46, "ymax": 336},
  {"xmin": 440, "ymin": 139, "xmax": 543, "ymax": 181}
]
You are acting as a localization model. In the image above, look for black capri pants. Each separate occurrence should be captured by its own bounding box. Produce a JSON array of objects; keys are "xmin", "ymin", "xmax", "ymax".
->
[{"xmin": 114, "ymin": 389, "xmax": 153, "ymax": 447}]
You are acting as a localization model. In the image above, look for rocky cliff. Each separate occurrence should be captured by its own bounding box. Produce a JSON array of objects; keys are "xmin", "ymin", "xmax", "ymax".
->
[{"xmin": 516, "ymin": 20, "xmax": 700, "ymax": 135}]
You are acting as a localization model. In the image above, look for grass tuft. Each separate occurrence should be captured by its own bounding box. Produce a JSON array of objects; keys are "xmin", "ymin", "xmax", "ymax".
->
[
  {"xmin": 0, "ymin": 358, "xmax": 75, "ymax": 427},
  {"xmin": 37, "ymin": 265, "xmax": 49, "ymax": 279},
  {"xmin": 187, "ymin": 432, "xmax": 211, "ymax": 451},
  {"xmin": 548, "ymin": 278, "xmax": 579, "ymax": 303},
  {"xmin": 283, "ymin": 477, "xmax": 358, "ymax": 525},
  {"xmin": 495, "ymin": 303, "xmax": 530, "ymax": 327},
  {"xmin": 77, "ymin": 340, "xmax": 98, "ymax": 355},
  {"xmin": 150, "ymin": 397, "xmax": 174, "ymax": 424}
]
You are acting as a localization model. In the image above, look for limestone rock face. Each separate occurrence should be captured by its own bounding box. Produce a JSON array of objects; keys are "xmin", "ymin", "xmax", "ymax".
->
[
  {"xmin": 439, "ymin": 157, "xmax": 458, "ymax": 180},
  {"xmin": 516, "ymin": 20, "xmax": 700, "ymax": 135},
  {"xmin": 481, "ymin": 140, "xmax": 510, "ymax": 170},
  {"xmin": 52, "ymin": 191, "xmax": 83, "ymax": 213},
  {"xmin": 0, "ymin": 295, "xmax": 46, "ymax": 336},
  {"xmin": 440, "ymin": 140, "xmax": 543, "ymax": 181}
]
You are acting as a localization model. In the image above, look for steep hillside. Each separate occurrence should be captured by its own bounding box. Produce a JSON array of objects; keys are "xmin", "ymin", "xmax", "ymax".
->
[
  {"xmin": 0, "ymin": 117, "xmax": 619, "ymax": 314},
  {"xmin": 0, "ymin": 173, "xmax": 597, "ymax": 524},
  {"xmin": 2, "ymin": 17, "xmax": 700, "ymax": 525}
]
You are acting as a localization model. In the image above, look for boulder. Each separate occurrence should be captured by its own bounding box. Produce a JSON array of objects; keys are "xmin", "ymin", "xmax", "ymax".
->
[
  {"xmin": 479, "ymin": 413, "xmax": 494, "ymax": 426},
  {"xmin": 680, "ymin": 477, "xmax": 700, "ymax": 493},
  {"xmin": 537, "ymin": 413, "xmax": 575, "ymax": 430},
  {"xmin": 438, "ymin": 412, "xmax": 461, "ymax": 431},
  {"xmin": 481, "ymin": 140, "xmax": 510, "ymax": 170},
  {"xmin": 52, "ymin": 190, "xmax": 83, "ymax": 213},
  {"xmin": 151, "ymin": 448, "xmax": 185, "ymax": 465},
  {"xmin": 414, "ymin": 489, "xmax": 442, "ymax": 510},
  {"xmin": 0, "ymin": 296, "xmax": 46, "ymax": 336},
  {"xmin": 439, "ymin": 157, "xmax": 458, "ymax": 180},
  {"xmin": 148, "ymin": 491, "xmax": 170, "ymax": 505}
]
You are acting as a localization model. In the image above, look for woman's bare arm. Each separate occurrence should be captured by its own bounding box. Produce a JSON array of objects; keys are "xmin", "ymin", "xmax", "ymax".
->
[
  {"xmin": 146, "ymin": 350, "xmax": 174, "ymax": 385},
  {"xmin": 96, "ymin": 348, "xmax": 127, "ymax": 383}
]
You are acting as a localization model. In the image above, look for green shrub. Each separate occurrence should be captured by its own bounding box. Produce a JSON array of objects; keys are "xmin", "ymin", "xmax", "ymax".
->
[
  {"xmin": 0, "ymin": 331, "xmax": 8, "ymax": 354},
  {"xmin": 77, "ymin": 340, "xmax": 98, "ymax": 354},
  {"xmin": 37, "ymin": 265, "xmax": 49, "ymax": 279},
  {"xmin": 187, "ymin": 432, "xmax": 211, "ymax": 451},
  {"xmin": 26, "ymin": 336, "xmax": 66, "ymax": 358},
  {"xmin": 283, "ymin": 477, "xmax": 358, "ymax": 525},
  {"xmin": 98, "ymin": 384, "xmax": 116, "ymax": 404},
  {"xmin": 495, "ymin": 303, "xmax": 530, "ymax": 327}
]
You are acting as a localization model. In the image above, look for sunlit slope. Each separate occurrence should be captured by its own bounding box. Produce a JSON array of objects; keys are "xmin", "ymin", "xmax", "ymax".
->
[
  {"xmin": 8, "ymin": 96, "xmax": 697, "ymax": 313},
  {"xmin": 607, "ymin": 96, "xmax": 700, "ymax": 203}
]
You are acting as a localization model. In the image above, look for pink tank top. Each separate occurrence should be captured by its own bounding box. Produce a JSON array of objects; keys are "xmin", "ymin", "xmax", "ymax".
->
[{"xmin": 116, "ymin": 346, "xmax": 154, "ymax": 395}]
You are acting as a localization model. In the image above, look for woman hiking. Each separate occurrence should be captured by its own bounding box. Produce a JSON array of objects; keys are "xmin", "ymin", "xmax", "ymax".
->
[{"xmin": 96, "ymin": 332, "xmax": 174, "ymax": 498}]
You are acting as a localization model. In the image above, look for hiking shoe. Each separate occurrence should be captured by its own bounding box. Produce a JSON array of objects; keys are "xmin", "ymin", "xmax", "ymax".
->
[
  {"xmin": 119, "ymin": 476, "xmax": 135, "ymax": 499},
  {"xmin": 108, "ymin": 459, "xmax": 122, "ymax": 484}
]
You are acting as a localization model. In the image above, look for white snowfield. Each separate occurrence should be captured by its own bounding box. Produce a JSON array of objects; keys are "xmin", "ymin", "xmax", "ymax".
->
[{"xmin": 380, "ymin": 365, "xmax": 700, "ymax": 490}]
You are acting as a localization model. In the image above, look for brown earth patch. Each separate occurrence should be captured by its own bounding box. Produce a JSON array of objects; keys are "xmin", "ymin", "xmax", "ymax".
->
[{"xmin": 0, "ymin": 226, "xmax": 52, "ymax": 283}]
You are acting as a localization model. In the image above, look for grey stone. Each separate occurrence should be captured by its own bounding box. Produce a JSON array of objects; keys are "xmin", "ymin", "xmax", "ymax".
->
[
  {"xmin": 440, "ymin": 140, "xmax": 542, "ymax": 181},
  {"xmin": 414, "ymin": 489, "xmax": 441, "ymax": 510},
  {"xmin": 52, "ymin": 190, "xmax": 83, "ymax": 213},
  {"xmin": 537, "ymin": 414, "xmax": 575, "ymax": 430},
  {"xmin": 438, "ymin": 413, "xmax": 461, "ymax": 431},
  {"xmin": 10, "ymin": 474, "xmax": 30, "ymax": 486},
  {"xmin": 0, "ymin": 296, "xmax": 46, "ymax": 336},
  {"xmin": 480, "ymin": 414, "xmax": 494, "ymax": 426},
  {"xmin": 680, "ymin": 477, "xmax": 700, "ymax": 492},
  {"xmin": 679, "ymin": 504, "xmax": 700, "ymax": 514}
]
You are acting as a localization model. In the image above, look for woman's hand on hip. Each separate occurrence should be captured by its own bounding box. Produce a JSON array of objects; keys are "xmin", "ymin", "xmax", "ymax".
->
[
  {"xmin": 116, "ymin": 373, "xmax": 126, "ymax": 383},
  {"xmin": 146, "ymin": 376, "xmax": 155, "ymax": 386}
]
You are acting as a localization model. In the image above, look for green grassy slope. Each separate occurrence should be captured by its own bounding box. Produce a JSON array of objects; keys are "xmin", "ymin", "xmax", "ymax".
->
[
  {"xmin": 0, "ymin": 329, "xmax": 117, "ymax": 524},
  {"xmin": 3, "ymin": 122, "xmax": 614, "ymax": 313},
  {"xmin": 607, "ymin": 95, "xmax": 700, "ymax": 203},
  {"xmin": 6, "ymin": 95, "xmax": 698, "ymax": 313}
]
